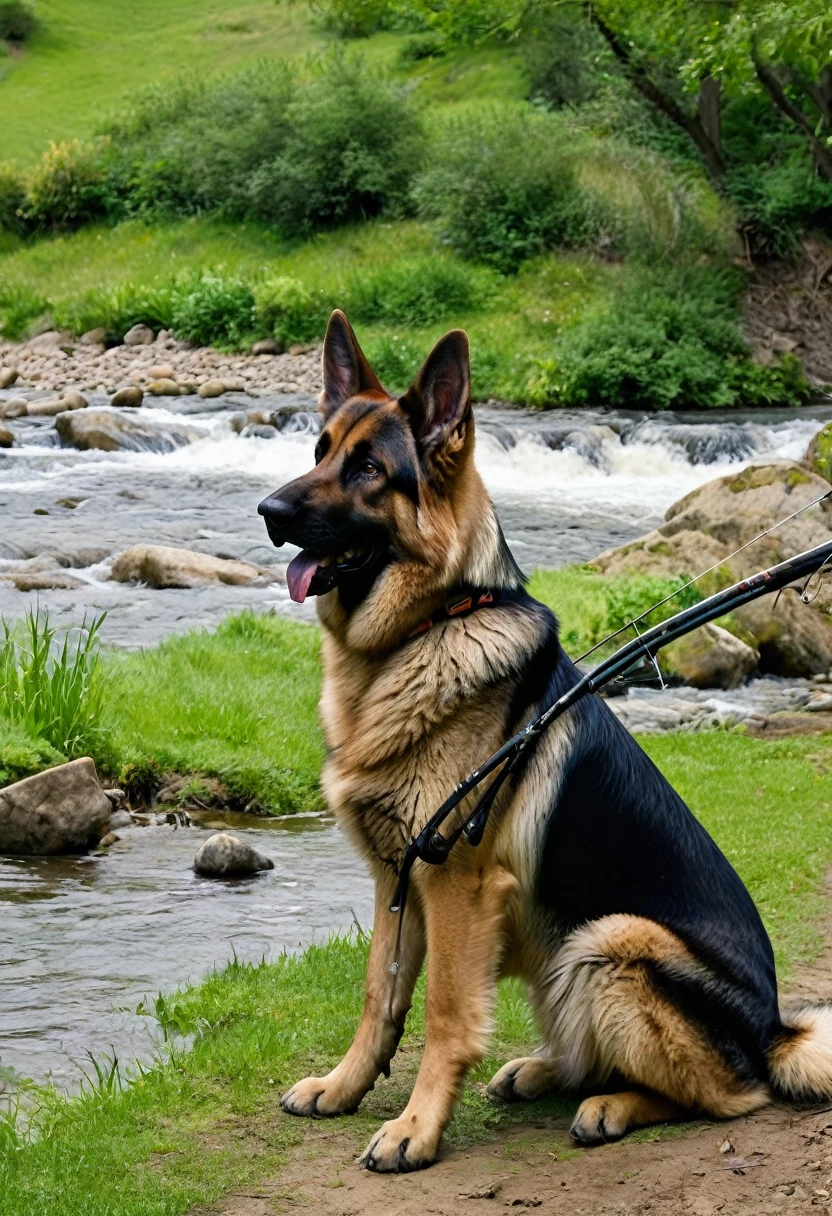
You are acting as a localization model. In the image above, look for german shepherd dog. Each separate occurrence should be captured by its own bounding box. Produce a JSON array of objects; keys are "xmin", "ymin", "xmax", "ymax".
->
[{"xmin": 258, "ymin": 311, "xmax": 832, "ymax": 1173}]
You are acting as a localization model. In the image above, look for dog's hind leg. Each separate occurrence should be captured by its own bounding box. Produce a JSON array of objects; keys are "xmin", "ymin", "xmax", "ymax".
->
[
  {"xmin": 487, "ymin": 1055, "xmax": 565, "ymax": 1102},
  {"xmin": 541, "ymin": 914, "xmax": 770, "ymax": 1146},
  {"xmin": 282, "ymin": 869, "xmax": 425, "ymax": 1118},
  {"xmin": 360, "ymin": 863, "xmax": 519, "ymax": 1172}
]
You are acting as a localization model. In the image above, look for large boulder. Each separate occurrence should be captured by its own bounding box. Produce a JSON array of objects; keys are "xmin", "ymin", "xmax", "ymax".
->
[
  {"xmin": 0, "ymin": 758, "xmax": 115, "ymax": 855},
  {"xmin": 804, "ymin": 422, "xmax": 832, "ymax": 485},
  {"xmin": 109, "ymin": 544, "xmax": 283, "ymax": 589},
  {"xmin": 592, "ymin": 461, "xmax": 832, "ymax": 680},
  {"xmin": 662, "ymin": 623, "xmax": 759, "ymax": 689},
  {"xmin": 193, "ymin": 832, "xmax": 274, "ymax": 877},
  {"xmin": 56, "ymin": 409, "xmax": 197, "ymax": 453}
]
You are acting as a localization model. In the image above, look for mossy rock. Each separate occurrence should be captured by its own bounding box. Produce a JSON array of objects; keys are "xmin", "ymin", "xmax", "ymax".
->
[{"xmin": 804, "ymin": 422, "xmax": 832, "ymax": 485}]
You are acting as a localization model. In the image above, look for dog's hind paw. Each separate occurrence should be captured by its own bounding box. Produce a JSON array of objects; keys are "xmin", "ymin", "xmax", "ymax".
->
[
  {"xmin": 487, "ymin": 1056, "xmax": 562, "ymax": 1103},
  {"xmin": 358, "ymin": 1116, "xmax": 440, "ymax": 1173}
]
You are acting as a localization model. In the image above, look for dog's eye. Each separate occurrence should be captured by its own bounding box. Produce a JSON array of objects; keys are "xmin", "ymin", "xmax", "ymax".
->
[{"xmin": 361, "ymin": 460, "xmax": 380, "ymax": 478}]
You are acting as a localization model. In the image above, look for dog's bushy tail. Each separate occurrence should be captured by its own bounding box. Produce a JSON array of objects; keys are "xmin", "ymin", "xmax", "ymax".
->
[{"xmin": 769, "ymin": 1004, "xmax": 832, "ymax": 1101}]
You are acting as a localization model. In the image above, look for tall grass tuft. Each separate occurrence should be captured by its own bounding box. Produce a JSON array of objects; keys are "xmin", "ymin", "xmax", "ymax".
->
[{"xmin": 0, "ymin": 609, "xmax": 109, "ymax": 760}]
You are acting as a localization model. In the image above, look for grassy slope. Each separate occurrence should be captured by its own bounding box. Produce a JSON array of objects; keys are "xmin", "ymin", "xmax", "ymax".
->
[{"xmin": 2, "ymin": 730, "xmax": 830, "ymax": 1214}]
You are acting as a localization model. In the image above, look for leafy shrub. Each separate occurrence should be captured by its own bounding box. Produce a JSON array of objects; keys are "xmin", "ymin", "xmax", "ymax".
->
[
  {"xmin": 603, "ymin": 576, "xmax": 702, "ymax": 640},
  {"xmin": 309, "ymin": 0, "xmax": 403, "ymax": 37},
  {"xmin": 0, "ymin": 0, "xmax": 35, "ymax": 41},
  {"xmin": 100, "ymin": 55, "xmax": 423, "ymax": 235},
  {"xmin": 527, "ymin": 265, "xmax": 810, "ymax": 411},
  {"xmin": 0, "ymin": 282, "xmax": 49, "ymax": 339},
  {"xmin": 0, "ymin": 164, "xmax": 26, "ymax": 236},
  {"xmin": 170, "ymin": 270, "xmax": 255, "ymax": 348},
  {"xmin": 51, "ymin": 279, "xmax": 179, "ymax": 341},
  {"xmin": 252, "ymin": 276, "xmax": 327, "ymax": 349},
  {"xmin": 414, "ymin": 111, "xmax": 606, "ymax": 272},
  {"xmin": 246, "ymin": 53, "xmax": 424, "ymax": 233},
  {"xmin": 0, "ymin": 610, "xmax": 109, "ymax": 760},
  {"xmin": 24, "ymin": 139, "xmax": 111, "ymax": 229},
  {"xmin": 364, "ymin": 332, "xmax": 425, "ymax": 392},
  {"xmin": 346, "ymin": 256, "xmax": 493, "ymax": 326},
  {"xmin": 0, "ymin": 724, "xmax": 64, "ymax": 788}
]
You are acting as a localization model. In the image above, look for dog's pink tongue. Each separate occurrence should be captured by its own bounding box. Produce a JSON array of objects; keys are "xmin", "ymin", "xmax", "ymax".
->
[{"xmin": 286, "ymin": 551, "xmax": 320, "ymax": 603}]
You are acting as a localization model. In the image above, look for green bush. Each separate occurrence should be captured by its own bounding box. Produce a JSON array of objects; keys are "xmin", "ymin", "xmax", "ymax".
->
[
  {"xmin": 0, "ymin": 282, "xmax": 49, "ymax": 339},
  {"xmin": 51, "ymin": 279, "xmax": 179, "ymax": 340},
  {"xmin": 0, "ymin": 164, "xmax": 26, "ymax": 236},
  {"xmin": 252, "ymin": 275, "xmax": 327, "ymax": 349},
  {"xmin": 346, "ymin": 255, "xmax": 493, "ymax": 326},
  {"xmin": 0, "ymin": 0, "xmax": 35, "ymax": 41},
  {"xmin": 363, "ymin": 331, "xmax": 425, "ymax": 392},
  {"xmin": 527, "ymin": 266, "xmax": 811, "ymax": 410},
  {"xmin": 24, "ymin": 139, "xmax": 111, "ymax": 230},
  {"xmin": 309, "ymin": 0, "xmax": 403, "ymax": 37},
  {"xmin": 414, "ymin": 111, "xmax": 606, "ymax": 272},
  {"xmin": 170, "ymin": 270, "xmax": 255, "ymax": 348},
  {"xmin": 100, "ymin": 55, "xmax": 423, "ymax": 235}
]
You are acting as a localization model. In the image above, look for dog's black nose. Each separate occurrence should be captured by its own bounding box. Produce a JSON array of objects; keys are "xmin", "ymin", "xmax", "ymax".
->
[{"xmin": 257, "ymin": 495, "xmax": 296, "ymax": 522}]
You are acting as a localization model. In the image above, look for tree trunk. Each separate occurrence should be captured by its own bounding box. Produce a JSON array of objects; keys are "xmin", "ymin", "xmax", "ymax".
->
[
  {"xmin": 753, "ymin": 54, "xmax": 832, "ymax": 183},
  {"xmin": 585, "ymin": 3, "xmax": 726, "ymax": 184},
  {"xmin": 698, "ymin": 76, "xmax": 722, "ymax": 162}
]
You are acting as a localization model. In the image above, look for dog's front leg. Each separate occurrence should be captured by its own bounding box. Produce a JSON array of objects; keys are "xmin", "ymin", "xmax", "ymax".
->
[
  {"xmin": 359, "ymin": 863, "xmax": 518, "ymax": 1172},
  {"xmin": 281, "ymin": 868, "xmax": 425, "ymax": 1118}
]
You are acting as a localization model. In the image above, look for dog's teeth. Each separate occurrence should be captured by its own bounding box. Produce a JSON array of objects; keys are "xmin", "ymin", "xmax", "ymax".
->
[{"xmin": 319, "ymin": 556, "xmax": 332, "ymax": 568}]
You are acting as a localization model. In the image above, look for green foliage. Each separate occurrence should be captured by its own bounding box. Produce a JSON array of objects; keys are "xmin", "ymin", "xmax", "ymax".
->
[
  {"xmin": 51, "ymin": 278, "xmax": 179, "ymax": 340},
  {"xmin": 309, "ymin": 0, "xmax": 405, "ymax": 37},
  {"xmin": 0, "ymin": 0, "xmax": 35, "ymax": 41},
  {"xmin": 252, "ymin": 275, "xmax": 327, "ymax": 349},
  {"xmin": 0, "ymin": 610, "xmax": 109, "ymax": 761},
  {"xmin": 527, "ymin": 266, "xmax": 811, "ymax": 410},
  {"xmin": 0, "ymin": 724, "xmax": 65, "ymax": 787},
  {"xmin": 0, "ymin": 164, "xmax": 26, "ymax": 236},
  {"xmin": 415, "ymin": 110, "xmax": 605, "ymax": 272},
  {"xmin": 100, "ymin": 54, "xmax": 424, "ymax": 236},
  {"xmin": 169, "ymin": 269, "xmax": 255, "ymax": 348},
  {"xmin": 0, "ymin": 280, "xmax": 49, "ymax": 339},
  {"xmin": 363, "ymin": 330, "xmax": 426, "ymax": 391},
  {"xmin": 23, "ymin": 139, "xmax": 111, "ymax": 230},
  {"xmin": 346, "ymin": 255, "xmax": 493, "ymax": 326}
]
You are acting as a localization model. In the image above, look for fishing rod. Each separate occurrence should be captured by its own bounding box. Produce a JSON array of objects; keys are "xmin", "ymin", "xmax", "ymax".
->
[{"xmin": 386, "ymin": 529, "xmax": 832, "ymax": 979}]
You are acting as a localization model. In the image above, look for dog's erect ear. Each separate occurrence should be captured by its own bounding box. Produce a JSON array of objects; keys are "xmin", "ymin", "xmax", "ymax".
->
[
  {"xmin": 319, "ymin": 310, "xmax": 385, "ymax": 419},
  {"xmin": 400, "ymin": 329, "xmax": 471, "ymax": 461}
]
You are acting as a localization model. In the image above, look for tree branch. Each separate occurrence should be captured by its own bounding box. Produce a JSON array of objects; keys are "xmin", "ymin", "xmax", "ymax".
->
[
  {"xmin": 584, "ymin": 2, "xmax": 726, "ymax": 182},
  {"xmin": 753, "ymin": 53, "xmax": 832, "ymax": 182}
]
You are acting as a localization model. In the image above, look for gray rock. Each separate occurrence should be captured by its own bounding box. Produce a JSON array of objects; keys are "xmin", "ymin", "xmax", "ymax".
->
[
  {"xmin": 662, "ymin": 624, "xmax": 759, "ymax": 690},
  {"xmin": 147, "ymin": 378, "xmax": 181, "ymax": 397},
  {"xmin": 0, "ymin": 397, "xmax": 28, "ymax": 418},
  {"xmin": 80, "ymin": 327, "xmax": 108, "ymax": 346},
  {"xmin": 0, "ymin": 757, "xmax": 113, "ymax": 855},
  {"xmin": 0, "ymin": 423, "xmax": 14, "ymax": 448},
  {"xmin": 123, "ymin": 323, "xmax": 155, "ymax": 347},
  {"xmin": 241, "ymin": 423, "xmax": 278, "ymax": 439},
  {"xmin": 252, "ymin": 338, "xmax": 279, "ymax": 355},
  {"xmin": 198, "ymin": 379, "xmax": 226, "ymax": 399},
  {"xmin": 0, "ymin": 569, "xmax": 86, "ymax": 591},
  {"xmin": 109, "ymin": 543, "xmax": 279, "ymax": 589},
  {"xmin": 27, "ymin": 331, "xmax": 71, "ymax": 354},
  {"xmin": 193, "ymin": 832, "xmax": 274, "ymax": 877},
  {"xmin": 56, "ymin": 409, "xmax": 197, "ymax": 454},
  {"xmin": 110, "ymin": 386, "xmax": 144, "ymax": 409},
  {"xmin": 27, "ymin": 398, "xmax": 69, "ymax": 417},
  {"xmin": 146, "ymin": 364, "xmax": 176, "ymax": 381},
  {"xmin": 61, "ymin": 390, "xmax": 89, "ymax": 411},
  {"xmin": 0, "ymin": 367, "xmax": 18, "ymax": 389}
]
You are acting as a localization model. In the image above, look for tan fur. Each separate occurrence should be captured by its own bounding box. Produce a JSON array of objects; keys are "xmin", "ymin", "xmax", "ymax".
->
[
  {"xmin": 278, "ymin": 320, "xmax": 784, "ymax": 1170},
  {"xmin": 768, "ymin": 1005, "xmax": 832, "ymax": 1100}
]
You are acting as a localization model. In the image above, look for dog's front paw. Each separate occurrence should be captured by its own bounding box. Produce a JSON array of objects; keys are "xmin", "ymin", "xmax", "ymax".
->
[
  {"xmin": 281, "ymin": 1074, "xmax": 358, "ymax": 1118},
  {"xmin": 358, "ymin": 1115, "xmax": 440, "ymax": 1173},
  {"xmin": 569, "ymin": 1095, "xmax": 625, "ymax": 1145}
]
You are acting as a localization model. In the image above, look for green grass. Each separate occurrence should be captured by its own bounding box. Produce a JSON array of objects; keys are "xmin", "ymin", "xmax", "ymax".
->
[
  {"xmin": 103, "ymin": 610, "xmax": 325, "ymax": 813},
  {"xmin": 1, "ymin": 731, "xmax": 830, "ymax": 1214}
]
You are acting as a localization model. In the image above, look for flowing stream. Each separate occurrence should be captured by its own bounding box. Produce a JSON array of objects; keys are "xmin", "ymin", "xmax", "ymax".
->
[{"xmin": 1, "ymin": 392, "xmax": 830, "ymax": 1089}]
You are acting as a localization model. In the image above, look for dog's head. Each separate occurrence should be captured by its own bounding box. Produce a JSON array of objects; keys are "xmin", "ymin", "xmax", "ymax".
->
[{"xmin": 259, "ymin": 310, "xmax": 487, "ymax": 633}]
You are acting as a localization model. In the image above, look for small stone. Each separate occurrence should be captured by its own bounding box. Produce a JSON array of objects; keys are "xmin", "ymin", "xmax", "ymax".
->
[
  {"xmin": 0, "ymin": 397, "xmax": 28, "ymax": 418},
  {"xmin": 146, "ymin": 364, "xmax": 176, "ymax": 381},
  {"xmin": 123, "ymin": 323, "xmax": 155, "ymax": 346},
  {"xmin": 110, "ymin": 386, "xmax": 144, "ymax": 408},
  {"xmin": 79, "ymin": 328, "xmax": 107, "ymax": 346},
  {"xmin": 0, "ymin": 367, "xmax": 18, "ymax": 389},
  {"xmin": 26, "ymin": 398, "xmax": 68, "ymax": 417},
  {"xmin": 198, "ymin": 379, "xmax": 226, "ymax": 398},
  {"xmin": 147, "ymin": 378, "xmax": 181, "ymax": 396},
  {"xmin": 771, "ymin": 333, "xmax": 798, "ymax": 354},
  {"xmin": 97, "ymin": 832, "xmax": 120, "ymax": 848},
  {"xmin": 61, "ymin": 390, "xmax": 88, "ymax": 411},
  {"xmin": 288, "ymin": 342, "xmax": 319, "ymax": 355},
  {"xmin": 0, "ymin": 423, "xmax": 14, "ymax": 448},
  {"xmin": 251, "ymin": 338, "xmax": 279, "ymax": 355},
  {"xmin": 193, "ymin": 832, "xmax": 274, "ymax": 878},
  {"xmin": 241, "ymin": 423, "xmax": 278, "ymax": 439}
]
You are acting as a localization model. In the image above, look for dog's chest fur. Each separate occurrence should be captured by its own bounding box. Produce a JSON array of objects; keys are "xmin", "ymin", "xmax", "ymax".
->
[{"xmin": 318, "ymin": 605, "xmax": 544, "ymax": 868}]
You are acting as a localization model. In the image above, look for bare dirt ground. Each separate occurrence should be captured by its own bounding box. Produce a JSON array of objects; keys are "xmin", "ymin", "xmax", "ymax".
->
[{"xmin": 192, "ymin": 883, "xmax": 832, "ymax": 1216}]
